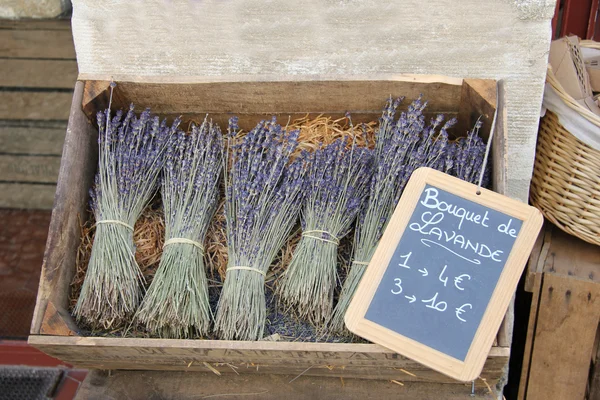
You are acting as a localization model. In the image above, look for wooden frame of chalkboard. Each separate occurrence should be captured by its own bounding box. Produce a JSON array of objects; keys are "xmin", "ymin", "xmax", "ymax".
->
[{"xmin": 345, "ymin": 167, "xmax": 543, "ymax": 382}]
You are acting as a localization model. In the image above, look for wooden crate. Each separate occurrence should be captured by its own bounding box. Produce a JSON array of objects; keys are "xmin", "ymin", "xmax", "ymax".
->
[
  {"xmin": 519, "ymin": 224, "xmax": 600, "ymax": 400},
  {"xmin": 28, "ymin": 76, "xmax": 510, "ymax": 391}
]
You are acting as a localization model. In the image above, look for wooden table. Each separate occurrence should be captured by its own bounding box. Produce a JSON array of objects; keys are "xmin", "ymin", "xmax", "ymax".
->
[{"xmin": 519, "ymin": 224, "xmax": 600, "ymax": 400}]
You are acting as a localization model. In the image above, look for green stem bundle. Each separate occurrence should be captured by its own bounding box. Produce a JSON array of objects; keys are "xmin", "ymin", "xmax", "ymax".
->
[
  {"xmin": 277, "ymin": 137, "xmax": 373, "ymax": 324},
  {"xmin": 136, "ymin": 119, "xmax": 223, "ymax": 338},
  {"xmin": 74, "ymin": 99, "xmax": 175, "ymax": 329}
]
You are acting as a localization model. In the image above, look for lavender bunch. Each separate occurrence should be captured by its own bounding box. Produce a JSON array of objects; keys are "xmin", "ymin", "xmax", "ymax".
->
[
  {"xmin": 136, "ymin": 118, "xmax": 223, "ymax": 338},
  {"xmin": 277, "ymin": 135, "xmax": 374, "ymax": 324},
  {"xmin": 450, "ymin": 119, "xmax": 490, "ymax": 186},
  {"xmin": 328, "ymin": 96, "xmax": 456, "ymax": 334},
  {"xmin": 215, "ymin": 117, "xmax": 308, "ymax": 340},
  {"xmin": 74, "ymin": 103, "xmax": 175, "ymax": 329}
]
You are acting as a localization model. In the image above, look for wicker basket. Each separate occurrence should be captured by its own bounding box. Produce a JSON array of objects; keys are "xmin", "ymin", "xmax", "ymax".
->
[{"xmin": 530, "ymin": 64, "xmax": 600, "ymax": 246}]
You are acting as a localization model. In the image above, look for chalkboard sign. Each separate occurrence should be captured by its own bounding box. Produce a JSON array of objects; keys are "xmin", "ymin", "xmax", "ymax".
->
[{"xmin": 345, "ymin": 167, "xmax": 542, "ymax": 382}]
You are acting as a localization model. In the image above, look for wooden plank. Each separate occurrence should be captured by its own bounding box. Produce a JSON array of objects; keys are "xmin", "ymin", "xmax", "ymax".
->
[
  {"xmin": 75, "ymin": 370, "xmax": 497, "ymax": 400},
  {"xmin": 29, "ymin": 335, "xmax": 508, "ymax": 387},
  {"xmin": 29, "ymin": 81, "xmax": 98, "ymax": 335},
  {"xmin": 82, "ymin": 78, "xmax": 465, "ymax": 128},
  {"xmin": 517, "ymin": 272, "xmax": 544, "ymax": 400},
  {"xmin": 0, "ymin": 59, "xmax": 77, "ymax": 89},
  {"xmin": 456, "ymin": 79, "xmax": 496, "ymax": 140},
  {"xmin": 525, "ymin": 273, "xmax": 600, "ymax": 400},
  {"xmin": 0, "ymin": 183, "xmax": 56, "ymax": 209},
  {"xmin": 0, "ymin": 19, "xmax": 71, "ymax": 30},
  {"xmin": 0, "ymin": 155, "xmax": 61, "ymax": 183},
  {"xmin": 0, "ymin": 125, "xmax": 65, "ymax": 155},
  {"xmin": 523, "ymin": 225, "xmax": 548, "ymax": 293},
  {"xmin": 589, "ymin": 329, "xmax": 600, "ymax": 400},
  {"xmin": 40, "ymin": 302, "xmax": 77, "ymax": 336},
  {"xmin": 0, "ymin": 91, "xmax": 72, "ymax": 120},
  {"xmin": 0, "ymin": 29, "xmax": 75, "ymax": 59},
  {"xmin": 542, "ymin": 226, "xmax": 600, "ymax": 284}
]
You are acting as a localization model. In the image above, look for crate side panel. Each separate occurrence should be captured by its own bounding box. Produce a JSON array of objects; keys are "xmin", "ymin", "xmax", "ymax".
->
[{"xmin": 30, "ymin": 81, "xmax": 98, "ymax": 335}]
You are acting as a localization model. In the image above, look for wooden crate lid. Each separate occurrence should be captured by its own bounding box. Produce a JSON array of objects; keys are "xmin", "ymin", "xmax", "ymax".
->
[
  {"xmin": 71, "ymin": 0, "xmax": 553, "ymax": 204},
  {"xmin": 72, "ymin": 0, "xmax": 554, "ymax": 83}
]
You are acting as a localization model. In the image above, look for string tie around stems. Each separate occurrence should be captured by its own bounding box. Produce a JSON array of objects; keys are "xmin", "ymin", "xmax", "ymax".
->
[
  {"xmin": 227, "ymin": 266, "xmax": 266, "ymax": 277},
  {"xmin": 352, "ymin": 260, "xmax": 370, "ymax": 267},
  {"xmin": 163, "ymin": 238, "xmax": 205, "ymax": 254},
  {"xmin": 301, "ymin": 229, "xmax": 340, "ymax": 245},
  {"xmin": 94, "ymin": 219, "xmax": 134, "ymax": 231}
]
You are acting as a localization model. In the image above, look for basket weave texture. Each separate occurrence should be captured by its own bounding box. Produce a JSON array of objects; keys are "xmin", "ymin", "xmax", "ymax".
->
[{"xmin": 530, "ymin": 110, "xmax": 600, "ymax": 246}]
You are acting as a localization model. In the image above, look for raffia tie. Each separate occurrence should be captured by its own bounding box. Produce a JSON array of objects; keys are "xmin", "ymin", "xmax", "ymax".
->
[
  {"xmin": 352, "ymin": 260, "xmax": 370, "ymax": 267},
  {"xmin": 163, "ymin": 238, "xmax": 205, "ymax": 254},
  {"xmin": 94, "ymin": 219, "xmax": 134, "ymax": 231},
  {"xmin": 301, "ymin": 229, "xmax": 340, "ymax": 245},
  {"xmin": 227, "ymin": 266, "xmax": 266, "ymax": 277}
]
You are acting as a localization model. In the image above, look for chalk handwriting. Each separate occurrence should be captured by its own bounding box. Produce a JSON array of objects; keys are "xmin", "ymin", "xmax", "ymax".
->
[
  {"xmin": 405, "ymin": 294, "xmax": 416, "ymax": 303},
  {"xmin": 422, "ymin": 292, "xmax": 447, "ymax": 312},
  {"xmin": 420, "ymin": 187, "xmax": 490, "ymax": 230},
  {"xmin": 421, "ymin": 239, "xmax": 482, "ymax": 265},
  {"xmin": 438, "ymin": 265, "xmax": 448, "ymax": 286},
  {"xmin": 454, "ymin": 274, "xmax": 471, "ymax": 291},
  {"xmin": 498, "ymin": 218, "xmax": 519, "ymax": 238},
  {"xmin": 391, "ymin": 278, "xmax": 403, "ymax": 295},
  {"xmin": 410, "ymin": 211, "xmax": 504, "ymax": 263},
  {"xmin": 398, "ymin": 252, "xmax": 412, "ymax": 269},
  {"xmin": 455, "ymin": 303, "xmax": 473, "ymax": 322}
]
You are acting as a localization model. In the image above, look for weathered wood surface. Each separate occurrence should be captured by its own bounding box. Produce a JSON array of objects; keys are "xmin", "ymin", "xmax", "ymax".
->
[
  {"xmin": 0, "ymin": 19, "xmax": 71, "ymax": 30},
  {"xmin": 0, "ymin": 155, "xmax": 61, "ymax": 183},
  {"xmin": 71, "ymin": 0, "xmax": 555, "ymax": 202},
  {"xmin": 81, "ymin": 78, "xmax": 464, "ymax": 128},
  {"xmin": 0, "ymin": 92, "xmax": 72, "ymax": 120},
  {"xmin": 29, "ymin": 335, "xmax": 509, "ymax": 387},
  {"xmin": 0, "ymin": 28, "xmax": 75, "ymax": 59},
  {"xmin": 542, "ymin": 228, "xmax": 600, "ymax": 284},
  {"xmin": 0, "ymin": 19, "xmax": 74, "ymax": 209},
  {"xmin": 525, "ymin": 274, "xmax": 600, "ymax": 400},
  {"xmin": 589, "ymin": 336, "xmax": 600, "ymax": 400},
  {"xmin": 75, "ymin": 370, "xmax": 497, "ymax": 400},
  {"xmin": 0, "ymin": 123, "xmax": 66, "ymax": 209},
  {"xmin": 518, "ymin": 225, "xmax": 600, "ymax": 400},
  {"xmin": 30, "ymin": 81, "xmax": 98, "ymax": 335},
  {"xmin": 0, "ymin": 124, "xmax": 65, "ymax": 155},
  {"xmin": 0, "ymin": 183, "xmax": 57, "ymax": 209},
  {"xmin": 0, "ymin": 59, "xmax": 77, "ymax": 88}
]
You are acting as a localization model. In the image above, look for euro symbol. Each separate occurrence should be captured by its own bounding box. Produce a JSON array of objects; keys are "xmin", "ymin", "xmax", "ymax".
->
[
  {"xmin": 453, "ymin": 274, "xmax": 471, "ymax": 291},
  {"xmin": 455, "ymin": 303, "xmax": 473, "ymax": 322}
]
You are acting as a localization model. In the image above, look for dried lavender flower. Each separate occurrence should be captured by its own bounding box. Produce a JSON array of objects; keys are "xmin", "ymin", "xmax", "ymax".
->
[
  {"xmin": 277, "ymin": 132, "xmax": 374, "ymax": 325},
  {"xmin": 328, "ymin": 96, "xmax": 464, "ymax": 334},
  {"xmin": 214, "ymin": 117, "xmax": 308, "ymax": 340},
  {"xmin": 74, "ymin": 100, "xmax": 174, "ymax": 329},
  {"xmin": 136, "ymin": 117, "xmax": 223, "ymax": 338},
  {"xmin": 450, "ymin": 119, "xmax": 490, "ymax": 186}
]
